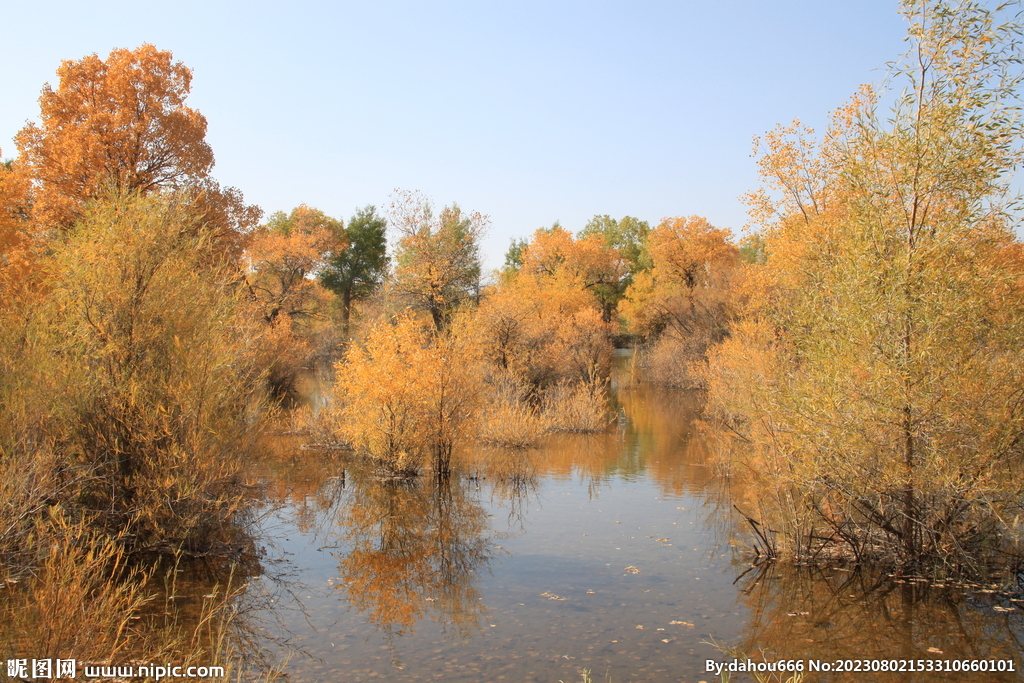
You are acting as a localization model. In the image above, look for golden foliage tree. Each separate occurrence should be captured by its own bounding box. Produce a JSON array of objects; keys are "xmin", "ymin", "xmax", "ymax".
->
[
  {"xmin": 0, "ymin": 191, "xmax": 268, "ymax": 560},
  {"xmin": 705, "ymin": 0, "xmax": 1024, "ymax": 570},
  {"xmin": 0, "ymin": 154, "xmax": 34, "ymax": 292},
  {"xmin": 332, "ymin": 315, "xmax": 483, "ymax": 475},
  {"xmin": 389, "ymin": 191, "xmax": 488, "ymax": 332},
  {"xmin": 245, "ymin": 204, "xmax": 342, "ymax": 327},
  {"xmin": 621, "ymin": 216, "xmax": 741, "ymax": 386},
  {"xmin": 14, "ymin": 45, "xmax": 259, "ymax": 255}
]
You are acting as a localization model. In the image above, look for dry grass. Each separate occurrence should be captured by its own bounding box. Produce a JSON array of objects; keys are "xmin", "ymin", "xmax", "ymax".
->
[
  {"xmin": 477, "ymin": 374, "xmax": 550, "ymax": 448},
  {"xmin": 543, "ymin": 379, "xmax": 611, "ymax": 433}
]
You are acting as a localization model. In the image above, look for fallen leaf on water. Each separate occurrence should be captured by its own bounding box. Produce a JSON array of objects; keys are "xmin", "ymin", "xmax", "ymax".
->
[
  {"xmin": 635, "ymin": 625, "xmax": 644, "ymax": 629},
  {"xmin": 927, "ymin": 647, "xmax": 943, "ymax": 654},
  {"xmin": 624, "ymin": 566, "xmax": 642, "ymax": 574},
  {"xmin": 669, "ymin": 621, "xmax": 694, "ymax": 627}
]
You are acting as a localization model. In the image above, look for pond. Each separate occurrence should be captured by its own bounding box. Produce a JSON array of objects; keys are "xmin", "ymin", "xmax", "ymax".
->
[{"xmin": 241, "ymin": 354, "xmax": 1024, "ymax": 682}]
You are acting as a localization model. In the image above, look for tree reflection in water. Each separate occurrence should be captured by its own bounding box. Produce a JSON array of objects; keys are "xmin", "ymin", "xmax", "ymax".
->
[
  {"xmin": 734, "ymin": 562, "xmax": 1024, "ymax": 681},
  {"xmin": 332, "ymin": 471, "xmax": 496, "ymax": 639}
]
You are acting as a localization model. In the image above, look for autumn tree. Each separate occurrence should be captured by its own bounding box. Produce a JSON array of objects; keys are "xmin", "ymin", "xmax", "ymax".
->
[
  {"xmin": 319, "ymin": 205, "xmax": 389, "ymax": 334},
  {"xmin": 578, "ymin": 214, "xmax": 651, "ymax": 277},
  {"xmin": 705, "ymin": 0, "xmax": 1024, "ymax": 570},
  {"xmin": 14, "ymin": 44, "xmax": 258, "ymax": 253},
  {"xmin": 389, "ymin": 191, "xmax": 488, "ymax": 332},
  {"xmin": 620, "ymin": 216, "xmax": 741, "ymax": 386},
  {"xmin": 331, "ymin": 315, "xmax": 484, "ymax": 475},
  {"xmin": 0, "ymin": 154, "xmax": 33, "ymax": 292},
  {"xmin": 245, "ymin": 204, "xmax": 341, "ymax": 327},
  {"xmin": 0, "ymin": 190, "xmax": 268, "ymax": 559},
  {"xmin": 243, "ymin": 204, "xmax": 342, "ymax": 397}
]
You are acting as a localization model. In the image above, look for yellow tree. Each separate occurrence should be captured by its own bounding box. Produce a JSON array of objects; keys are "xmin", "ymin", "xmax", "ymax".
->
[
  {"xmin": 621, "ymin": 216, "xmax": 741, "ymax": 387},
  {"xmin": 0, "ymin": 154, "xmax": 34, "ymax": 293},
  {"xmin": 14, "ymin": 45, "xmax": 258, "ymax": 254},
  {"xmin": 705, "ymin": 0, "xmax": 1024, "ymax": 569},
  {"xmin": 389, "ymin": 190, "xmax": 488, "ymax": 332},
  {"xmin": 332, "ymin": 315, "xmax": 483, "ymax": 475},
  {"xmin": 622, "ymin": 215, "xmax": 740, "ymax": 339},
  {"xmin": 244, "ymin": 205, "xmax": 342, "ymax": 327}
]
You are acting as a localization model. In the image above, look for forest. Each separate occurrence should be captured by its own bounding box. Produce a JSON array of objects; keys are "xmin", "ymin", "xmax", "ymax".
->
[{"xmin": 2, "ymin": 0, "xmax": 1024, "ymax": 680}]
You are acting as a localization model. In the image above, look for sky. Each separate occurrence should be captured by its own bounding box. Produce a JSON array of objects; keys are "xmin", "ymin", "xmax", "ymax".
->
[{"xmin": 1, "ymin": 1, "xmax": 908, "ymax": 270}]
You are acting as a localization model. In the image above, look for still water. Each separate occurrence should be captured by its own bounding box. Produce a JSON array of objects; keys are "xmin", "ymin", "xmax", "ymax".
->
[{"xmin": 245, "ymin": 358, "xmax": 1024, "ymax": 682}]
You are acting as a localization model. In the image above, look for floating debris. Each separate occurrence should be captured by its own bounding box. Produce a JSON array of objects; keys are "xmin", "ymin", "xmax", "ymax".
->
[
  {"xmin": 540, "ymin": 592, "xmax": 566, "ymax": 601},
  {"xmin": 624, "ymin": 566, "xmax": 642, "ymax": 574}
]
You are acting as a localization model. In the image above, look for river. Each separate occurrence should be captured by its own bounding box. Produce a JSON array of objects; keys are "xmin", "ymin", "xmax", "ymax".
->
[{"xmin": 238, "ymin": 353, "xmax": 1024, "ymax": 682}]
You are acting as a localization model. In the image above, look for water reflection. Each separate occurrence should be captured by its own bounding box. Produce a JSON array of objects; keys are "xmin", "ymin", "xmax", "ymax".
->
[
  {"xmin": 241, "ymin": 356, "xmax": 1024, "ymax": 681},
  {"xmin": 735, "ymin": 562, "xmax": 1024, "ymax": 681},
  {"xmin": 332, "ymin": 472, "xmax": 495, "ymax": 639}
]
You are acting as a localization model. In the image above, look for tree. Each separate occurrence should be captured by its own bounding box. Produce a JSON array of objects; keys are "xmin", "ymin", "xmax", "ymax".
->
[
  {"xmin": 518, "ymin": 224, "xmax": 627, "ymax": 321},
  {"xmin": 0, "ymin": 190, "xmax": 268, "ymax": 558},
  {"xmin": 14, "ymin": 44, "xmax": 258, "ymax": 253},
  {"xmin": 331, "ymin": 315, "xmax": 483, "ymax": 475},
  {"xmin": 0, "ymin": 154, "xmax": 33, "ymax": 292},
  {"xmin": 501, "ymin": 237, "xmax": 528, "ymax": 276},
  {"xmin": 389, "ymin": 190, "xmax": 488, "ymax": 332},
  {"xmin": 578, "ymin": 214, "xmax": 651, "ymax": 276},
  {"xmin": 705, "ymin": 0, "xmax": 1024, "ymax": 569},
  {"xmin": 620, "ymin": 216, "xmax": 741, "ymax": 386},
  {"xmin": 245, "ymin": 204, "xmax": 341, "ymax": 327},
  {"xmin": 319, "ymin": 205, "xmax": 389, "ymax": 334}
]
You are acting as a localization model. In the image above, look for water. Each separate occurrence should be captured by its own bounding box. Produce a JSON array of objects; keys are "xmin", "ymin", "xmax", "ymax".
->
[{"xmin": 240, "ymin": 362, "xmax": 1024, "ymax": 682}]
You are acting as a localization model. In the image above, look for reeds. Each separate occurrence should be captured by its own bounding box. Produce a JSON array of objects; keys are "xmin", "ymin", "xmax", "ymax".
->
[{"xmin": 544, "ymin": 379, "xmax": 611, "ymax": 433}]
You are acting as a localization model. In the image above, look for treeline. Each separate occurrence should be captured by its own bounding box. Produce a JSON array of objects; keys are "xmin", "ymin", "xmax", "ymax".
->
[{"xmin": 0, "ymin": 43, "xmax": 740, "ymax": 576}]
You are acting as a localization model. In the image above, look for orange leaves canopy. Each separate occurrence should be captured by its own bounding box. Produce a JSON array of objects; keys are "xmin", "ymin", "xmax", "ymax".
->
[{"xmin": 15, "ymin": 44, "xmax": 214, "ymax": 230}]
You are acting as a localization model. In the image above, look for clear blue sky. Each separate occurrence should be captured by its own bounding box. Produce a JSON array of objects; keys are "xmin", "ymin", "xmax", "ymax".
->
[{"xmin": 1, "ymin": 1, "xmax": 907, "ymax": 270}]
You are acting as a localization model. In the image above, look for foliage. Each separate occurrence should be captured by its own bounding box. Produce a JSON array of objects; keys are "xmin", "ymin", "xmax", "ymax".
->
[
  {"xmin": 578, "ymin": 214, "xmax": 652, "ymax": 277},
  {"xmin": 244, "ymin": 204, "xmax": 343, "ymax": 397},
  {"xmin": 0, "ymin": 191, "xmax": 268, "ymax": 563},
  {"xmin": 331, "ymin": 315, "xmax": 484, "ymax": 475},
  {"xmin": 620, "ymin": 216, "xmax": 742, "ymax": 386},
  {"xmin": 518, "ymin": 224, "xmax": 627, "ymax": 322},
  {"xmin": 319, "ymin": 205, "xmax": 389, "ymax": 333},
  {"xmin": 704, "ymin": 0, "xmax": 1024, "ymax": 571},
  {"xmin": 474, "ymin": 232, "xmax": 616, "ymax": 392},
  {"xmin": 14, "ymin": 44, "xmax": 259, "ymax": 254},
  {"xmin": 245, "ymin": 204, "xmax": 341, "ymax": 327},
  {"xmin": 501, "ymin": 237, "xmax": 528, "ymax": 276},
  {"xmin": 389, "ymin": 190, "xmax": 488, "ymax": 332},
  {"xmin": 0, "ymin": 152, "xmax": 34, "ymax": 292}
]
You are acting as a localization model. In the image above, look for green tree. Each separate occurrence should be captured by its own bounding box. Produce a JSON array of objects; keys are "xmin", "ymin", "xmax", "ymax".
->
[
  {"xmin": 578, "ymin": 214, "xmax": 651, "ymax": 320},
  {"xmin": 578, "ymin": 215, "xmax": 651, "ymax": 276},
  {"xmin": 319, "ymin": 205, "xmax": 389, "ymax": 334},
  {"xmin": 501, "ymin": 237, "xmax": 528, "ymax": 276}
]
